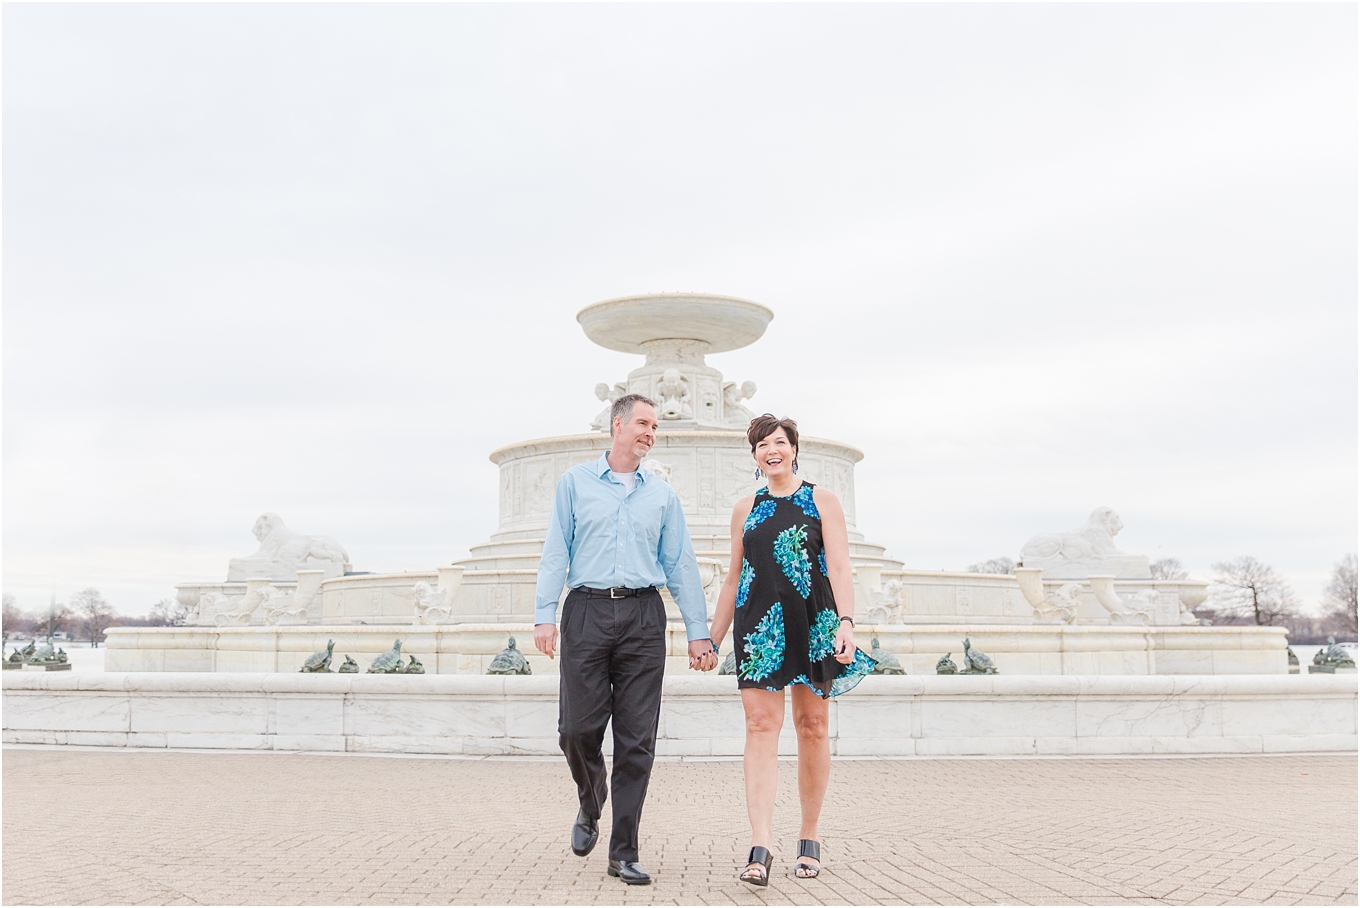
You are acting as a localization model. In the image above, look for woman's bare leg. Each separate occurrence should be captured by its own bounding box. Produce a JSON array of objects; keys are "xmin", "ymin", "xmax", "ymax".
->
[
  {"xmin": 741, "ymin": 688, "xmax": 785, "ymax": 877},
  {"xmin": 791, "ymin": 684, "xmax": 830, "ymax": 874}
]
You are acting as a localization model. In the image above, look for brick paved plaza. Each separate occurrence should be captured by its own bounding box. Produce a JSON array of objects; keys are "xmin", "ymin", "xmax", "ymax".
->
[{"xmin": 3, "ymin": 749, "xmax": 1355, "ymax": 906}]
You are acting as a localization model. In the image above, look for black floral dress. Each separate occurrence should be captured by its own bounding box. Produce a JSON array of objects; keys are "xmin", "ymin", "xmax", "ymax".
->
[{"xmin": 733, "ymin": 481, "xmax": 876, "ymax": 697}]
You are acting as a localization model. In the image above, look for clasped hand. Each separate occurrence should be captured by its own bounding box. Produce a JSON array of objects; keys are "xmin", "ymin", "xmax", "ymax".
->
[{"xmin": 688, "ymin": 639, "xmax": 718, "ymax": 672}]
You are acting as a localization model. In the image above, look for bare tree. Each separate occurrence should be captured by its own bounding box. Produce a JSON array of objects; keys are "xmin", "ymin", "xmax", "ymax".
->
[
  {"xmin": 966, "ymin": 556, "xmax": 1015, "ymax": 575},
  {"xmin": 1149, "ymin": 558, "xmax": 1188, "ymax": 580},
  {"xmin": 1321, "ymin": 554, "xmax": 1358, "ymax": 638},
  {"xmin": 2, "ymin": 594, "xmax": 28, "ymax": 639},
  {"xmin": 148, "ymin": 597, "xmax": 190, "ymax": 627},
  {"xmin": 38, "ymin": 597, "xmax": 73, "ymax": 640},
  {"xmin": 1209, "ymin": 556, "xmax": 1299, "ymax": 627},
  {"xmin": 69, "ymin": 588, "xmax": 117, "ymax": 646}
]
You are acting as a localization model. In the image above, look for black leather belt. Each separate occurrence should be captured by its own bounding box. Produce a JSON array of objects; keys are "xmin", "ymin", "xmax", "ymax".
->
[{"xmin": 577, "ymin": 586, "xmax": 656, "ymax": 599}]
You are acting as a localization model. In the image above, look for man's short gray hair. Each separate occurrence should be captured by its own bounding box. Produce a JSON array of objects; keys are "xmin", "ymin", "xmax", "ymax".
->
[{"xmin": 611, "ymin": 393, "xmax": 658, "ymax": 436}]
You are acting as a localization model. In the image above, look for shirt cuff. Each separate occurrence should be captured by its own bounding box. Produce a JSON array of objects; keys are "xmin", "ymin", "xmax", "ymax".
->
[
  {"xmin": 682, "ymin": 616, "xmax": 711, "ymax": 643},
  {"xmin": 533, "ymin": 604, "xmax": 559, "ymax": 625}
]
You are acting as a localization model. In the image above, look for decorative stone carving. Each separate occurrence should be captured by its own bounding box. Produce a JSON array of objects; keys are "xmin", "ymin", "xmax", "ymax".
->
[
  {"xmin": 1089, "ymin": 576, "xmax": 1154, "ymax": 626},
  {"xmin": 487, "ymin": 637, "xmax": 531, "ymax": 675},
  {"xmin": 367, "ymin": 640, "xmax": 403, "ymax": 674},
  {"xmin": 215, "ymin": 579, "xmax": 275, "ymax": 626},
  {"xmin": 1014, "ymin": 568, "xmax": 1080, "ymax": 625},
  {"xmin": 227, "ymin": 513, "xmax": 351, "ymax": 582},
  {"xmin": 1018, "ymin": 508, "xmax": 1150, "ymax": 580},
  {"xmin": 722, "ymin": 380, "xmax": 758, "ymax": 427},
  {"xmin": 1177, "ymin": 584, "xmax": 1209, "ymax": 626},
  {"xmin": 640, "ymin": 459, "xmax": 674, "ymax": 484},
  {"xmin": 869, "ymin": 580, "xmax": 906, "ymax": 625},
  {"xmin": 412, "ymin": 567, "xmax": 465, "ymax": 625},
  {"xmin": 935, "ymin": 652, "xmax": 958, "ymax": 674},
  {"xmin": 590, "ymin": 382, "xmax": 628, "ymax": 433},
  {"xmin": 337, "ymin": 655, "xmax": 359, "ymax": 673},
  {"xmin": 401, "ymin": 655, "xmax": 425, "ymax": 674},
  {"xmin": 961, "ymin": 638, "xmax": 997, "ymax": 674},
  {"xmin": 300, "ymin": 640, "xmax": 335, "ymax": 673},
  {"xmin": 696, "ymin": 557, "xmax": 725, "ymax": 619},
  {"xmin": 656, "ymin": 368, "xmax": 693, "ymax": 420},
  {"xmin": 264, "ymin": 570, "xmax": 325, "ymax": 626},
  {"xmin": 719, "ymin": 650, "xmax": 738, "ymax": 675}
]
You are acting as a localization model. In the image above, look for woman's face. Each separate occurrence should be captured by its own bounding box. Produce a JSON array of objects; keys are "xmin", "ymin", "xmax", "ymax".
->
[{"xmin": 754, "ymin": 428, "xmax": 796, "ymax": 479}]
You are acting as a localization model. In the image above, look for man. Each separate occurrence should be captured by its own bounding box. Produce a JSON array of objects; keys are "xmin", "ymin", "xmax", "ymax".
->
[{"xmin": 534, "ymin": 393, "xmax": 717, "ymax": 886}]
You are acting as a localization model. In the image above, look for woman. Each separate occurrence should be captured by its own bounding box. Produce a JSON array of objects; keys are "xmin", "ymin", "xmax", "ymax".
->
[{"xmin": 708, "ymin": 414, "xmax": 876, "ymax": 885}]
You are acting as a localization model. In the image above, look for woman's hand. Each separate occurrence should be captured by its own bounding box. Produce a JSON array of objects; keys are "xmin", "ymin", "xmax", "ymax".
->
[{"xmin": 833, "ymin": 622, "xmax": 855, "ymax": 664}]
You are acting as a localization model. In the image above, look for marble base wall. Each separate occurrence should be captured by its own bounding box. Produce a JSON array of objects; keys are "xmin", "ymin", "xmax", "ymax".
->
[
  {"xmin": 4, "ymin": 673, "xmax": 1353, "ymax": 757},
  {"xmin": 104, "ymin": 622, "xmax": 1289, "ymax": 676}
]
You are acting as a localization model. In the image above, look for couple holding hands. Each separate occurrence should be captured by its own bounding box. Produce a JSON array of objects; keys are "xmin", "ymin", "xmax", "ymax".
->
[{"xmin": 533, "ymin": 394, "xmax": 875, "ymax": 887}]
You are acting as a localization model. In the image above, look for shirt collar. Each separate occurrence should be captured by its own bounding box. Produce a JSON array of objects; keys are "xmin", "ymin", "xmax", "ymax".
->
[{"xmin": 596, "ymin": 451, "xmax": 647, "ymax": 483}]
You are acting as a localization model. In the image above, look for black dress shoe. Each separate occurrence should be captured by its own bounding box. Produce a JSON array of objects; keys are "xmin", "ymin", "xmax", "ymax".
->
[
  {"xmin": 607, "ymin": 860, "xmax": 652, "ymax": 885},
  {"xmin": 571, "ymin": 809, "xmax": 598, "ymax": 857}
]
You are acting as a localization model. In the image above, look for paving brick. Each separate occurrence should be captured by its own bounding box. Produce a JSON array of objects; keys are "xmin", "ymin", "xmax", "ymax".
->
[{"xmin": 2, "ymin": 750, "xmax": 1354, "ymax": 905}]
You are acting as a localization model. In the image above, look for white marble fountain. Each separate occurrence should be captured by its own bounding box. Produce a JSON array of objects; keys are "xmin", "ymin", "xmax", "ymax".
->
[{"xmin": 105, "ymin": 293, "xmax": 1284, "ymax": 677}]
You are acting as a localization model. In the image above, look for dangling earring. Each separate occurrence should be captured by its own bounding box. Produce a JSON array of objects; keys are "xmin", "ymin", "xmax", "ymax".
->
[
  {"xmin": 753, "ymin": 466, "xmax": 762, "ymax": 480},
  {"xmin": 792, "ymin": 459, "xmax": 799, "ymax": 475}
]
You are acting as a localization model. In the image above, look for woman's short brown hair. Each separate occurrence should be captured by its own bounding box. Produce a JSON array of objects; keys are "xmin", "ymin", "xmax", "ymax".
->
[{"xmin": 747, "ymin": 414, "xmax": 799, "ymax": 452}]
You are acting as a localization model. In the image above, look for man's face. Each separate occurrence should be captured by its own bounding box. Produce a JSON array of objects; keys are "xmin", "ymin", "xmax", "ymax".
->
[{"xmin": 614, "ymin": 402, "xmax": 658, "ymax": 459}]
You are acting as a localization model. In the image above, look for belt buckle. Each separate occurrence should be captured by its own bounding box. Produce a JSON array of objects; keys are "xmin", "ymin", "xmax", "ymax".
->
[{"xmin": 609, "ymin": 587, "xmax": 626, "ymax": 599}]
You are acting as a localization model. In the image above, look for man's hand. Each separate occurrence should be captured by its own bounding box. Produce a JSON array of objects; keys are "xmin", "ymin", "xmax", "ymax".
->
[
  {"xmin": 534, "ymin": 623, "xmax": 558, "ymax": 659},
  {"xmin": 688, "ymin": 639, "xmax": 718, "ymax": 672}
]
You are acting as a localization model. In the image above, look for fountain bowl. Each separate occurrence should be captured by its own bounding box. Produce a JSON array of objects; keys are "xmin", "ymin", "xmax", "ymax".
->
[{"xmin": 577, "ymin": 293, "xmax": 773, "ymax": 354}]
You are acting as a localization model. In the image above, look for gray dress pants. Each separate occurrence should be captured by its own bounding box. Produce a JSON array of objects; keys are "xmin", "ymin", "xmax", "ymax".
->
[{"xmin": 557, "ymin": 587, "xmax": 667, "ymax": 863}]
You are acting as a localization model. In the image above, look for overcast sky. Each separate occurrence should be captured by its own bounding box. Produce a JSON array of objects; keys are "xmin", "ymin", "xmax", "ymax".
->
[{"xmin": 4, "ymin": 3, "xmax": 1355, "ymax": 617}]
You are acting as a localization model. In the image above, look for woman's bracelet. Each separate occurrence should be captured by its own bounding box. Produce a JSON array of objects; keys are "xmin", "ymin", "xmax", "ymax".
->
[
  {"xmin": 710, "ymin": 640, "xmax": 720, "ymax": 656},
  {"xmin": 838, "ymin": 615, "xmax": 855, "ymax": 627}
]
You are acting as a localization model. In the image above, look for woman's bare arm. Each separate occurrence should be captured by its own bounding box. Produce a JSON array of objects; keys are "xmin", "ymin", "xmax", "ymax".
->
[{"xmin": 709, "ymin": 495, "xmax": 754, "ymax": 651}]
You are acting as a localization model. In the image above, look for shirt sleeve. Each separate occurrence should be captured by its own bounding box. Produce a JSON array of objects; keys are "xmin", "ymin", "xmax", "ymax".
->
[
  {"xmin": 657, "ymin": 488, "xmax": 710, "ymax": 642},
  {"xmin": 534, "ymin": 473, "xmax": 575, "ymax": 624}
]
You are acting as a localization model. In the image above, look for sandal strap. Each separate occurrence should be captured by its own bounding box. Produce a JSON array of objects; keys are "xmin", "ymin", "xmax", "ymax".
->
[
  {"xmin": 797, "ymin": 839, "xmax": 821, "ymax": 861},
  {"xmin": 746, "ymin": 845, "xmax": 772, "ymax": 868}
]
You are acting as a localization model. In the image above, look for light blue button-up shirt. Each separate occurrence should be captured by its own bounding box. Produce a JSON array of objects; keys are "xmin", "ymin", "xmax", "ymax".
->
[{"xmin": 534, "ymin": 452, "xmax": 710, "ymax": 642}]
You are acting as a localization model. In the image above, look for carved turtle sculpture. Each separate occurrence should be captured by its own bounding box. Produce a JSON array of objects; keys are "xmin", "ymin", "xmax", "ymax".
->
[
  {"xmin": 7, "ymin": 648, "xmax": 24, "ymax": 663},
  {"xmin": 367, "ymin": 639, "xmax": 403, "ymax": 674},
  {"xmin": 300, "ymin": 640, "xmax": 335, "ymax": 673},
  {"xmin": 403, "ymin": 654, "xmax": 425, "ymax": 675},
  {"xmin": 487, "ymin": 637, "xmax": 532, "ymax": 675},
  {"xmin": 337, "ymin": 655, "xmax": 359, "ymax": 673},
  {"xmin": 19, "ymin": 640, "xmax": 35, "ymax": 660},
  {"xmin": 1315, "ymin": 636, "xmax": 1356, "ymax": 668},
  {"xmin": 869, "ymin": 637, "xmax": 905, "ymax": 675},
  {"xmin": 30, "ymin": 639, "xmax": 55, "ymax": 662},
  {"xmin": 935, "ymin": 652, "xmax": 958, "ymax": 675},
  {"xmin": 55, "ymin": 648, "xmax": 68, "ymax": 663},
  {"xmin": 961, "ymin": 638, "xmax": 998, "ymax": 674},
  {"xmin": 718, "ymin": 651, "xmax": 738, "ymax": 675}
]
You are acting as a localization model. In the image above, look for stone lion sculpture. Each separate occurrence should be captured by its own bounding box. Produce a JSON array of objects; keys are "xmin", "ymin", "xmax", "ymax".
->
[
  {"xmin": 1017, "ymin": 507, "xmax": 1150, "ymax": 580},
  {"xmin": 227, "ymin": 513, "xmax": 351, "ymax": 581},
  {"xmin": 1020, "ymin": 507, "xmax": 1125, "ymax": 562}
]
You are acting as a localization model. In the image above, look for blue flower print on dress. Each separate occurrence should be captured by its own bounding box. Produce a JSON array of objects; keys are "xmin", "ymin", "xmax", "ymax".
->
[
  {"xmin": 773, "ymin": 525, "xmax": 812, "ymax": 599},
  {"xmin": 740, "ymin": 602, "xmax": 785, "ymax": 682},
  {"xmin": 744, "ymin": 499, "xmax": 777, "ymax": 533},
  {"xmin": 818, "ymin": 551, "xmax": 828, "ymax": 577},
  {"xmin": 736, "ymin": 558, "xmax": 754, "ymax": 609},
  {"xmin": 828, "ymin": 649, "xmax": 877, "ymax": 697},
  {"xmin": 808, "ymin": 608, "xmax": 842, "ymax": 662},
  {"xmin": 790, "ymin": 673, "xmax": 826, "ymax": 697},
  {"xmin": 792, "ymin": 484, "xmax": 820, "ymax": 519}
]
